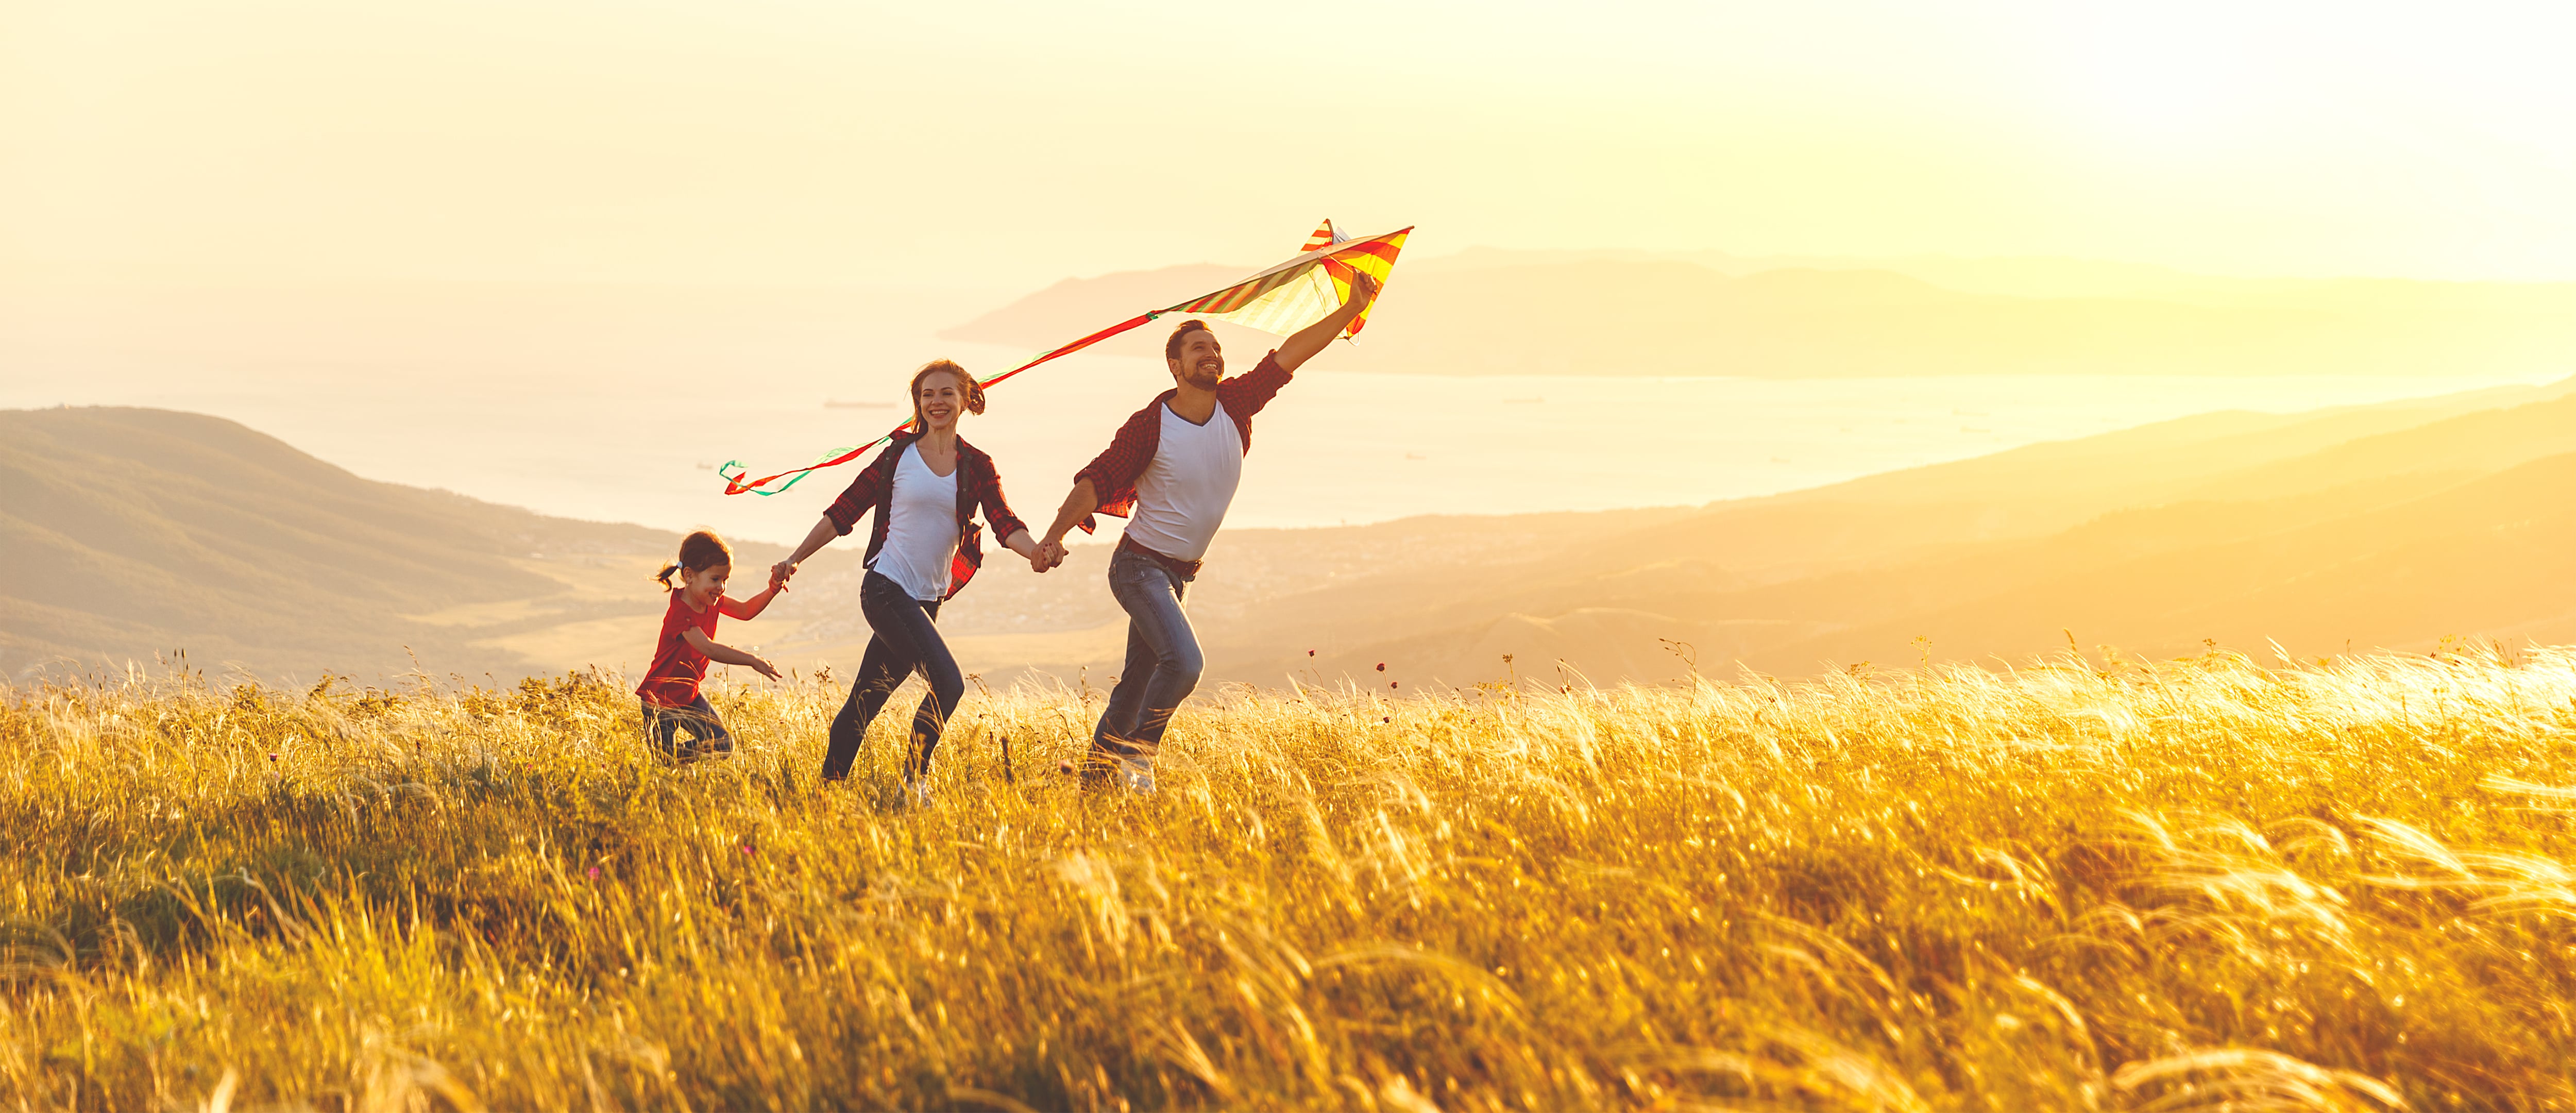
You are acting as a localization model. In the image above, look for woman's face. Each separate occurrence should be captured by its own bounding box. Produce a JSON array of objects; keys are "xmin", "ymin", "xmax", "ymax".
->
[{"xmin": 916, "ymin": 371, "xmax": 966, "ymax": 433}]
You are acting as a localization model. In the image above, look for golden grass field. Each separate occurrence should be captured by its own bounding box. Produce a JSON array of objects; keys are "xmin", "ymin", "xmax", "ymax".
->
[{"xmin": 7, "ymin": 649, "xmax": 2575, "ymax": 1111}]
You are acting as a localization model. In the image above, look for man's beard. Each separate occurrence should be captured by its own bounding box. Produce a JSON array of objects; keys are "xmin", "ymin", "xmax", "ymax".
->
[{"xmin": 1181, "ymin": 366, "xmax": 1223, "ymax": 390}]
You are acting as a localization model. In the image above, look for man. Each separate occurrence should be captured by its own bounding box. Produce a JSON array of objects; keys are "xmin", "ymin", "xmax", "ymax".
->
[{"xmin": 1037, "ymin": 271, "xmax": 1382, "ymax": 792}]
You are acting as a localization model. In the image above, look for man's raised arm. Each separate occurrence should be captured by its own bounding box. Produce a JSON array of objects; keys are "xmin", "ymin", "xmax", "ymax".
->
[{"xmin": 1274, "ymin": 271, "xmax": 1381, "ymax": 372}]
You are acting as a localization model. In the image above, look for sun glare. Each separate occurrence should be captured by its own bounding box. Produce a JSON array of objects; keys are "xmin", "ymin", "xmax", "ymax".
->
[{"xmin": 2050, "ymin": 6, "xmax": 2281, "ymax": 147}]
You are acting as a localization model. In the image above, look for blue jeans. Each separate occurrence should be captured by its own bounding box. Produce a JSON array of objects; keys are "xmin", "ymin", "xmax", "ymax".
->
[
  {"xmin": 643, "ymin": 694, "xmax": 733, "ymax": 762},
  {"xmin": 822, "ymin": 571, "xmax": 962, "ymax": 782},
  {"xmin": 1090, "ymin": 547, "xmax": 1202, "ymax": 767}
]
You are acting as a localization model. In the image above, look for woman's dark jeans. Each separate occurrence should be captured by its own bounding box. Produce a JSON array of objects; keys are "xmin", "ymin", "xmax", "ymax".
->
[
  {"xmin": 1089, "ymin": 547, "xmax": 1201, "ymax": 765},
  {"xmin": 821, "ymin": 571, "xmax": 962, "ymax": 782}
]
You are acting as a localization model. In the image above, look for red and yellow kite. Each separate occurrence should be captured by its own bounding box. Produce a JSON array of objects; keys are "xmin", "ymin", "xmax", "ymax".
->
[{"xmin": 720, "ymin": 220, "xmax": 1410, "ymax": 497}]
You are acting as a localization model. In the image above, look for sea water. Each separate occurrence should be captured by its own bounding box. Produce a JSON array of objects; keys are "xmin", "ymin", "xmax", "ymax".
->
[{"xmin": 4, "ymin": 341, "xmax": 2547, "ymax": 545}]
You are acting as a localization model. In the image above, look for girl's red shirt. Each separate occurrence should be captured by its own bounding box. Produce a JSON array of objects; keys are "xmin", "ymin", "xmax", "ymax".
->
[{"xmin": 637, "ymin": 591, "xmax": 720, "ymax": 707}]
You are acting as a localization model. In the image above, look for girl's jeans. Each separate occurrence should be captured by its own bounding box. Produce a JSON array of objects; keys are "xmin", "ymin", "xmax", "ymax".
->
[{"xmin": 643, "ymin": 694, "xmax": 733, "ymax": 761}]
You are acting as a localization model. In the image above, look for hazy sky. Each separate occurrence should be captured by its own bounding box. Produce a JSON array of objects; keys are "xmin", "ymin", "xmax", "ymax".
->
[{"xmin": 8, "ymin": 1, "xmax": 2576, "ymax": 288}]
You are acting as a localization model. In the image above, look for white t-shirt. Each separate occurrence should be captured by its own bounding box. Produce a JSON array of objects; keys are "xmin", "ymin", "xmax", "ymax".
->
[
  {"xmin": 1121, "ymin": 398, "xmax": 1245, "ymax": 562},
  {"xmin": 871, "ymin": 443, "xmax": 961, "ymax": 601}
]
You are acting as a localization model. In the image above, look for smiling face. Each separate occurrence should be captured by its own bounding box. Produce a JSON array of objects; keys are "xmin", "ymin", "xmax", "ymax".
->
[
  {"xmin": 1167, "ymin": 328, "xmax": 1224, "ymax": 391},
  {"xmin": 914, "ymin": 369, "xmax": 966, "ymax": 433},
  {"xmin": 682, "ymin": 563, "xmax": 731, "ymax": 609}
]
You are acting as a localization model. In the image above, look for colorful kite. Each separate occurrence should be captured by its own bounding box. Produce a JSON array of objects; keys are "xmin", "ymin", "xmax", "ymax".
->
[{"xmin": 719, "ymin": 220, "xmax": 1411, "ymax": 497}]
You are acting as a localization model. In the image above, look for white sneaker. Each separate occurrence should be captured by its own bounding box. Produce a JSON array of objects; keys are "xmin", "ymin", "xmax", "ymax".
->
[
  {"xmin": 909, "ymin": 779, "xmax": 934, "ymax": 810},
  {"xmin": 1118, "ymin": 755, "xmax": 1157, "ymax": 796}
]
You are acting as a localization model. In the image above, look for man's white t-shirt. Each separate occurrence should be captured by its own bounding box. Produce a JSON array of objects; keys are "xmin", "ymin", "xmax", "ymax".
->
[
  {"xmin": 1121, "ymin": 398, "xmax": 1245, "ymax": 562},
  {"xmin": 872, "ymin": 443, "xmax": 960, "ymax": 600}
]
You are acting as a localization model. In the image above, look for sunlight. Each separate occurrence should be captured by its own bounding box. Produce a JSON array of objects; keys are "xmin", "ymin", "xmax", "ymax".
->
[{"xmin": 2049, "ymin": 5, "xmax": 2280, "ymax": 147}]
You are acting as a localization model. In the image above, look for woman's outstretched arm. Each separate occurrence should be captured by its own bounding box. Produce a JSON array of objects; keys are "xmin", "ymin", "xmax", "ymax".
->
[{"xmin": 771, "ymin": 516, "xmax": 838, "ymax": 586}]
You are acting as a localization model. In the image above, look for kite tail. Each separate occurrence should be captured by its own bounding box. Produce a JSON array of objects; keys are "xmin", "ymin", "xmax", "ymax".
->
[
  {"xmin": 715, "ymin": 225, "xmax": 1406, "ymax": 498},
  {"xmin": 718, "ymin": 310, "xmax": 1163, "ymax": 497},
  {"xmin": 721, "ymin": 430, "xmax": 908, "ymax": 496},
  {"xmin": 975, "ymin": 311, "xmax": 1162, "ymax": 391}
]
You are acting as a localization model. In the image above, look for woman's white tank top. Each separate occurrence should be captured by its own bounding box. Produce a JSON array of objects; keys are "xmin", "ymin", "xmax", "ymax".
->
[{"xmin": 872, "ymin": 443, "xmax": 961, "ymax": 601}]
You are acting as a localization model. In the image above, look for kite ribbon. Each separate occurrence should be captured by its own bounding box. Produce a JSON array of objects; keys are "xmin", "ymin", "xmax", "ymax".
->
[
  {"xmin": 721, "ymin": 224, "xmax": 1409, "ymax": 497},
  {"xmin": 717, "ymin": 310, "xmax": 1164, "ymax": 496}
]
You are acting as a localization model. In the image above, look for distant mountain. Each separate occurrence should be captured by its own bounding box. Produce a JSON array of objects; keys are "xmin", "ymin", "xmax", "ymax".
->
[
  {"xmin": 25, "ymin": 378, "xmax": 2576, "ymax": 694},
  {"xmin": 935, "ymin": 263, "xmax": 1289, "ymax": 365},
  {"xmin": 940, "ymin": 254, "xmax": 2576, "ymax": 380},
  {"xmin": 0, "ymin": 407, "xmax": 689, "ymax": 683},
  {"xmin": 1199, "ymin": 379, "xmax": 2576, "ymax": 685}
]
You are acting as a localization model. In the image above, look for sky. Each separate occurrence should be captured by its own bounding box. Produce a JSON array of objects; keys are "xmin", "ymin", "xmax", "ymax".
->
[{"xmin": 8, "ymin": 1, "xmax": 2576, "ymax": 291}]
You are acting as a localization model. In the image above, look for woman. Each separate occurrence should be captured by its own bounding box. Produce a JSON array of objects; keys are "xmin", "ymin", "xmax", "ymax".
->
[{"xmin": 771, "ymin": 360, "xmax": 1055, "ymax": 804}]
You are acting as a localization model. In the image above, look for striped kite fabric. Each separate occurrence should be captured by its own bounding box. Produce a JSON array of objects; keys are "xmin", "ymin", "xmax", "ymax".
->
[
  {"xmin": 719, "ymin": 222, "xmax": 1410, "ymax": 497},
  {"xmin": 1300, "ymin": 218, "xmax": 1346, "ymax": 253}
]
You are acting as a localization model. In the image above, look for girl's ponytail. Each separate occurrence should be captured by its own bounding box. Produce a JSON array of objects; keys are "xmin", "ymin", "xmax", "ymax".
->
[{"xmin": 656, "ymin": 530, "xmax": 733, "ymax": 592}]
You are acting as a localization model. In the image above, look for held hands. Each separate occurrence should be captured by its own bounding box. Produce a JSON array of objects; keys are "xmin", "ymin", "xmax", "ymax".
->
[
  {"xmin": 1027, "ymin": 539, "xmax": 1067, "ymax": 574},
  {"xmin": 769, "ymin": 560, "xmax": 796, "ymax": 589}
]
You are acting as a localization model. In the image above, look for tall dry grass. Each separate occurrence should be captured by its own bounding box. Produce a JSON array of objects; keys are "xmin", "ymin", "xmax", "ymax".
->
[{"xmin": 5, "ymin": 648, "xmax": 2574, "ymax": 1110}]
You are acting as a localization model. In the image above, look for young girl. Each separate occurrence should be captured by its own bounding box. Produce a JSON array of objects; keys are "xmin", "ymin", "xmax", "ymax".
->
[
  {"xmin": 638, "ymin": 529, "xmax": 784, "ymax": 762},
  {"xmin": 771, "ymin": 359, "xmax": 1055, "ymax": 804}
]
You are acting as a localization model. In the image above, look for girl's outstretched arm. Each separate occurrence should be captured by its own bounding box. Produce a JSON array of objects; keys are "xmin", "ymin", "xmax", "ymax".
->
[
  {"xmin": 682, "ymin": 628, "xmax": 781, "ymax": 679},
  {"xmin": 720, "ymin": 584, "xmax": 783, "ymax": 620}
]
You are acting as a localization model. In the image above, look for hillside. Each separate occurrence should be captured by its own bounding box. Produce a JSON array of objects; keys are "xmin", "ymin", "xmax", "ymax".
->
[
  {"xmin": 0, "ymin": 407, "xmax": 701, "ymax": 683},
  {"xmin": 22, "ymin": 375, "xmax": 2576, "ymax": 693},
  {"xmin": 1204, "ymin": 379, "xmax": 2576, "ymax": 686},
  {"xmin": 941, "ymin": 253, "xmax": 2576, "ymax": 380}
]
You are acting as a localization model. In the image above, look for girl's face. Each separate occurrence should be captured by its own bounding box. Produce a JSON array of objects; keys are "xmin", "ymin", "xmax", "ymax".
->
[
  {"xmin": 916, "ymin": 372, "xmax": 965, "ymax": 433},
  {"xmin": 684, "ymin": 563, "xmax": 730, "ymax": 605}
]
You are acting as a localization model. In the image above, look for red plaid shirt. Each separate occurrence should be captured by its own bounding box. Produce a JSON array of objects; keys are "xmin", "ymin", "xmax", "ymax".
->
[
  {"xmin": 823, "ymin": 434, "xmax": 1029, "ymax": 600},
  {"xmin": 1072, "ymin": 350, "xmax": 1292, "ymax": 532}
]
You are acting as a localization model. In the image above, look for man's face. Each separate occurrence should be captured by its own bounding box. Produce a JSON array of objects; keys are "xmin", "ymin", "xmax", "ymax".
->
[{"xmin": 1168, "ymin": 329, "xmax": 1224, "ymax": 390}]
